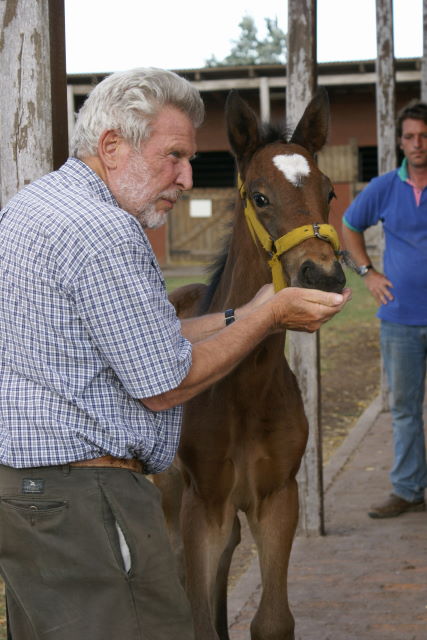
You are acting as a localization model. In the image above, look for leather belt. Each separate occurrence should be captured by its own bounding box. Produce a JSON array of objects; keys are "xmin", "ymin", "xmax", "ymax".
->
[{"xmin": 70, "ymin": 454, "xmax": 145, "ymax": 474}]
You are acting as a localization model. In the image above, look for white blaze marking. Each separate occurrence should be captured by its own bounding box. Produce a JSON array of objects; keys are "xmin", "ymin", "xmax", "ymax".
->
[{"xmin": 273, "ymin": 154, "xmax": 310, "ymax": 187}]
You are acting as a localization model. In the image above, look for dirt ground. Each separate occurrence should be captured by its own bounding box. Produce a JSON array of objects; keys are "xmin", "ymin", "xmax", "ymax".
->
[{"xmin": 321, "ymin": 321, "xmax": 380, "ymax": 462}]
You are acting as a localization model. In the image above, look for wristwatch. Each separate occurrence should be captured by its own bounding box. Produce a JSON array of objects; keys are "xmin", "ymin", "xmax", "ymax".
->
[{"xmin": 356, "ymin": 264, "xmax": 373, "ymax": 277}]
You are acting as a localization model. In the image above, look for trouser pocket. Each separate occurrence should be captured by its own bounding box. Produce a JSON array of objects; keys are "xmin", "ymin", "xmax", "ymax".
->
[{"xmin": 0, "ymin": 497, "xmax": 67, "ymax": 527}]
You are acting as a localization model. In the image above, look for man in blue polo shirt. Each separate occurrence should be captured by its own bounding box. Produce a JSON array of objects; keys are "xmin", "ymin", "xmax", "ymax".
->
[{"xmin": 342, "ymin": 100, "xmax": 427, "ymax": 519}]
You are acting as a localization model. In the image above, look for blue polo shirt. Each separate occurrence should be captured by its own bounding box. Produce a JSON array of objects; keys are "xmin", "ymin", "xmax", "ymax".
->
[{"xmin": 343, "ymin": 160, "xmax": 427, "ymax": 325}]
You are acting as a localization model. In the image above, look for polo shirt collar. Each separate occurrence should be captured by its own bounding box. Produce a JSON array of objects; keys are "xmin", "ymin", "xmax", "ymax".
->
[{"xmin": 397, "ymin": 158, "xmax": 408, "ymax": 182}]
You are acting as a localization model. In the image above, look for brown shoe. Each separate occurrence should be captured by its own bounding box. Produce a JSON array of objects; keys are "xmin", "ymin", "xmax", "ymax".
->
[{"xmin": 368, "ymin": 494, "xmax": 425, "ymax": 519}]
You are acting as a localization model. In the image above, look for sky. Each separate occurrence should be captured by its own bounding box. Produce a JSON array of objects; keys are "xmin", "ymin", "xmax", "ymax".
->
[{"xmin": 64, "ymin": 0, "xmax": 422, "ymax": 74}]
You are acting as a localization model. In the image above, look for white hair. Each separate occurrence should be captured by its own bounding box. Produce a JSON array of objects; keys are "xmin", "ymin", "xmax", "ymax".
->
[{"xmin": 70, "ymin": 67, "xmax": 205, "ymax": 158}]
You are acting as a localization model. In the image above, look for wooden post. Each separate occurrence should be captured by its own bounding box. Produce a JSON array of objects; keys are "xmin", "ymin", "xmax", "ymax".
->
[
  {"xmin": 375, "ymin": 0, "xmax": 396, "ymax": 410},
  {"xmin": 376, "ymin": 0, "xmax": 396, "ymax": 176},
  {"xmin": 0, "ymin": 0, "xmax": 68, "ymax": 206},
  {"xmin": 259, "ymin": 77, "xmax": 271, "ymax": 124},
  {"xmin": 422, "ymin": 0, "xmax": 427, "ymax": 102},
  {"xmin": 287, "ymin": 0, "xmax": 323, "ymax": 536}
]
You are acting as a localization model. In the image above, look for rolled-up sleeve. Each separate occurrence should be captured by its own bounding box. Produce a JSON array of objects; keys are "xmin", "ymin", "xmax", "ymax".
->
[
  {"xmin": 72, "ymin": 241, "xmax": 192, "ymax": 398},
  {"xmin": 343, "ymin": 177, "xmax": 384, "ymax": 232}
]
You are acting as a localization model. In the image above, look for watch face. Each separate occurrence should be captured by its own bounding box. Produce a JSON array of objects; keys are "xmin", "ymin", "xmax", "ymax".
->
[{"xmin": 358, "ymin": 264, "xmax": 372, "ymax": 276}]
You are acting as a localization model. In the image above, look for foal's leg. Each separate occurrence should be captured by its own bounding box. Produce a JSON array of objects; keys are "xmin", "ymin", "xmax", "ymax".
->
[
  {"xmin": 180, "ymin": 487, "xmax": 238, "ymax": 640},
  {"xmin": 247, "ymin": 479, "xmax": 299, "ymax": 640},
  {"xmin": 214, "ymin": 514, "xmax": 241, "ymax": 638},
  {"xmin": 151, "ymin": 463, "xmax": 186, "ymax": 582}
]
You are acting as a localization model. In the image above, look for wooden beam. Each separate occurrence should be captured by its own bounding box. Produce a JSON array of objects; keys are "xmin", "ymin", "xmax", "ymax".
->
[
  {"xmin": 287, "ymin": 0, "xmax": 317, "ymax": 123},
  {"xmin": 287, "ymin": 0, "xmax": 324, "ymax": 537},
  {"xmin": 375, "ymin": 0, "xmax": 395, "ymax": 411},
  {"xmin": 422, "ymin": 0, "xmax": 427, "ymax": 102},
  {"xmin": 375, "ymin": 0, "xmax": 396, "ymax": 175},
  {"xmin": 0, "ymin": 0, "xmax": 68, "ymax": 206},
  {"xmin": 67, "ymin": 69, "xmax": 421, "ymax": 97},
  {"xmin": 48, "ymin": 0, "xmax": 68, "ymax": 168},
  {"xmin": 259, "ymin": 77, "xmax": 271, "ymax": 123}
]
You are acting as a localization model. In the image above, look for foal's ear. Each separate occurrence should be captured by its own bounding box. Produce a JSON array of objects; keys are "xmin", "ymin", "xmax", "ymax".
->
[
  {"xmin": 290, "ymin": 87, "xmax": 330, "ymax": 155},
  {"xmin": 226, "ymin": 91, "xmax": 261, "ymax": 168}
]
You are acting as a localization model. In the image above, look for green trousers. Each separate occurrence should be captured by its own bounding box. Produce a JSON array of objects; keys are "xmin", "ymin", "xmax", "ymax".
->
[{"xmin": 0, "ymin": 464, "xmax": 194, "ymax": 640}]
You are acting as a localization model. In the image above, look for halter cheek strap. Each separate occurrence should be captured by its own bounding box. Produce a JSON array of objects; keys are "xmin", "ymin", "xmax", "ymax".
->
[{"xmin": 238, "ymin": 175, "xmax": 340, "ymax": 292}]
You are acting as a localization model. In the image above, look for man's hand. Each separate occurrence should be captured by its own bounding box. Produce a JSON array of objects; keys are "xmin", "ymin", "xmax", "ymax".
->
[
  {"xmin": 268, "ymin": 286, "xmax": 352, "ymax": 333},
  {"xmin": 364, "ymin": 270, "xmax": 394, "ymax": 305},
  {"xmin": 238, "ymin": 284, "xmax": 276, "ymax": 317}
]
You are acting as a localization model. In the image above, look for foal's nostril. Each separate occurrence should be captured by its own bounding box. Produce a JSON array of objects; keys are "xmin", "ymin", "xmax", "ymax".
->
[
  {"xmin": 300, "ymin": 261, "xmax": 318, "ymax": 286},
  {"xmin": 298, "ymin": 260, "xmax": 346, "ymax": 293}
]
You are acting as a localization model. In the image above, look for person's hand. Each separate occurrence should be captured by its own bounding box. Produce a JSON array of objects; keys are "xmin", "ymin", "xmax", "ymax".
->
[
  {"xmin": 268, "ymin": 286, "xmax": 352, "ymax": 333},
  {"xmin": 364, "ymin": 270, "xmax": 393, "ymax": 305},
  {"xmin": 238, "ymin": 284, "xmax": 275, "ymax": 317}
]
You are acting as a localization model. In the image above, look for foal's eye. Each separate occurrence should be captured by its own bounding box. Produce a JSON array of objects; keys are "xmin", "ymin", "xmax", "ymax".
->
[
  {"xmin": 328, "ymin": 189, "xmax": 337, "ymax": 203},
  {"xmin": 252, "ymin": 192, "xmax": 270, "ymax": 208}
]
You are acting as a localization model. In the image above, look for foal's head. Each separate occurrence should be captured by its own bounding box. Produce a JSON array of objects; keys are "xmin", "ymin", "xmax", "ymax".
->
[{"xmin": 226, "ymin": 89, "xmax": 345, "ymax": 293}]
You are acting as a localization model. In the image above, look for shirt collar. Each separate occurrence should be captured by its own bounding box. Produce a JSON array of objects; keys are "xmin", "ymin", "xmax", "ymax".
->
[
  {"xmin": 61, "ymin": 157, "xmax": 119, "ymax": 207},
  {"xmin": 397, "ymin": 158, "xmax": 409, "ymax": 182}
]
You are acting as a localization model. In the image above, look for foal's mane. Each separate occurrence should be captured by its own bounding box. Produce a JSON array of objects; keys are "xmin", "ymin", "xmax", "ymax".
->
[{"xmin": 198, "ymin": 122, "xmax": 292, "ymax": 314}]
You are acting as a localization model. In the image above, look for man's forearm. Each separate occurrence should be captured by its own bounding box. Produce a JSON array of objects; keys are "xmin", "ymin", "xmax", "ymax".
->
[
  {"xmin": 180, "ymin": 284, "xmax": 277, "ymax": 343},
  {"xmin": 342, "ymin": 225, "xmax": 371, "ymax": 266},
  {"xmin": 141, "ymin": 286, "xmax": 350, "ymax": 411},
  {"xmin": 180, "ymin": 312, "xmax": 228, "ymax": 342},
  {"xmin": 145, "ymin": 304, "xmax": 272, "ymax": 410}
]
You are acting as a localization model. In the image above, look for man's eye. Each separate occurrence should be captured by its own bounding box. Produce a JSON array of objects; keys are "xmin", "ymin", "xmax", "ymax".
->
[{"xmin": 252, "ymin": 192, "xmax": 270, "ymax": 208}]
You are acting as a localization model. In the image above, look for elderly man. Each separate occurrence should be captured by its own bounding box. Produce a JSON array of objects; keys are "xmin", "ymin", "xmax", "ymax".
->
[{"xmin": 0, "ymin": 67, "xmax": 349, "ymax": 639}]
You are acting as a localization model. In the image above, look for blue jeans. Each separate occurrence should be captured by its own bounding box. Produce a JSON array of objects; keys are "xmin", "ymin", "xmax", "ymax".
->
[{"xmin": 381, "ymin": 320, "xmax": 427, "ymax": 502}]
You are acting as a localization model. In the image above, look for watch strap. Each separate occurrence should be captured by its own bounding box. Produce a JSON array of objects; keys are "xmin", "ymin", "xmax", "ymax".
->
[{"xmin": 224, "ymin": 309, "xmax": 235, "ymax": 325}]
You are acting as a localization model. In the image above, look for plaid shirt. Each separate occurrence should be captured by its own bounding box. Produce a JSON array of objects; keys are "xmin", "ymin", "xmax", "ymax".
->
[{"xmin": 0, "ymin": 158, "xmax": 192, "ymax": 472}]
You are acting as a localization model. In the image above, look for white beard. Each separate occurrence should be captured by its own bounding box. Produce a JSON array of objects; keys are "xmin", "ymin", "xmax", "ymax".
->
[
  {"xmin": 134, "ymin": 202, "xmax": 169, "ymax": 229},
  {"xmin": 113, "ymin": 152, "xmax": 179, "ymax": 229}
]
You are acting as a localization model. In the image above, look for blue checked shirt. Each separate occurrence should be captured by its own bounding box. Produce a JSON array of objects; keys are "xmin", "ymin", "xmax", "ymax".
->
[{"xmin": 0, "ymin": 158, "xmax": 192, "ymax": 472}]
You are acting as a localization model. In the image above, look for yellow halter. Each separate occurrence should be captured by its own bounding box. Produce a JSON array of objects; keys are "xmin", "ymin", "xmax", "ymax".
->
[{"xmin": 238, "ymin": 175, "xmax": 340, "ymax": 292}]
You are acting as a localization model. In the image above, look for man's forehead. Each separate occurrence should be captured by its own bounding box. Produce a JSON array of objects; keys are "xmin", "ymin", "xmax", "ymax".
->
[
  {"xmin": 401, "ymin": 118, "xmax": 427, "ymax": 134},
  {"xmin": 151, "ymin": 105, "xmax": 194, "ymax": 131},
  {"xmin": 146, "ymin": 105, "xmax": 196, "ymax": 147}
]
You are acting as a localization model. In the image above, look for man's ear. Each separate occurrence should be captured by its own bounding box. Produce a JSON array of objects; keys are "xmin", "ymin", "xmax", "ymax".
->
[{"xmin": 98, "ymin": 130, "xmax": 122, "ymax": 169}]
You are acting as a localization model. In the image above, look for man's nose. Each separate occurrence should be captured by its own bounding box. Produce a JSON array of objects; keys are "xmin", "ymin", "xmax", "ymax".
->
[{"xmin": 177, "ymin": 160, "xmax": 193, "ymax": 191}]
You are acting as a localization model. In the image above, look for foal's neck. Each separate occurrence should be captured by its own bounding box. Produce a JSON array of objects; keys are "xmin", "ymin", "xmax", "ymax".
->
[{"xmin": 209, "ymin": 213, "xmax": 271, "ymax": 312}]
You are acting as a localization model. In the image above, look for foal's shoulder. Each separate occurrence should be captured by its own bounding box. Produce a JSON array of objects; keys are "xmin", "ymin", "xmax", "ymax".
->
[{"xmin": 168, "ymin": 283, "xmax": 208, "ymax": 319}]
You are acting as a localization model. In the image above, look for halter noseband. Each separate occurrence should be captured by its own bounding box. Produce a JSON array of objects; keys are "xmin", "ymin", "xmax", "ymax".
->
[{"xmin": 238, "ymin": 175, "xmax": 340, "ymax": 292}]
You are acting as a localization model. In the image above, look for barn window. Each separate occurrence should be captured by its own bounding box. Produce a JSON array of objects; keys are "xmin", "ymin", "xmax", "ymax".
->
[
  {"xmin": 191, "ymin": 152, "xmax": 236, "ymax": 188},
  {"xmin": 358, "ymin": 147, "xmax": 378, "ymax": 182}
]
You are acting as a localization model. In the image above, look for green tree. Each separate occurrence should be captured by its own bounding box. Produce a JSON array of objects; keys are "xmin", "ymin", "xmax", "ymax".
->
[{"xmin": 206, "ymin": 15, "xmax": 286, "ymax": 67}]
